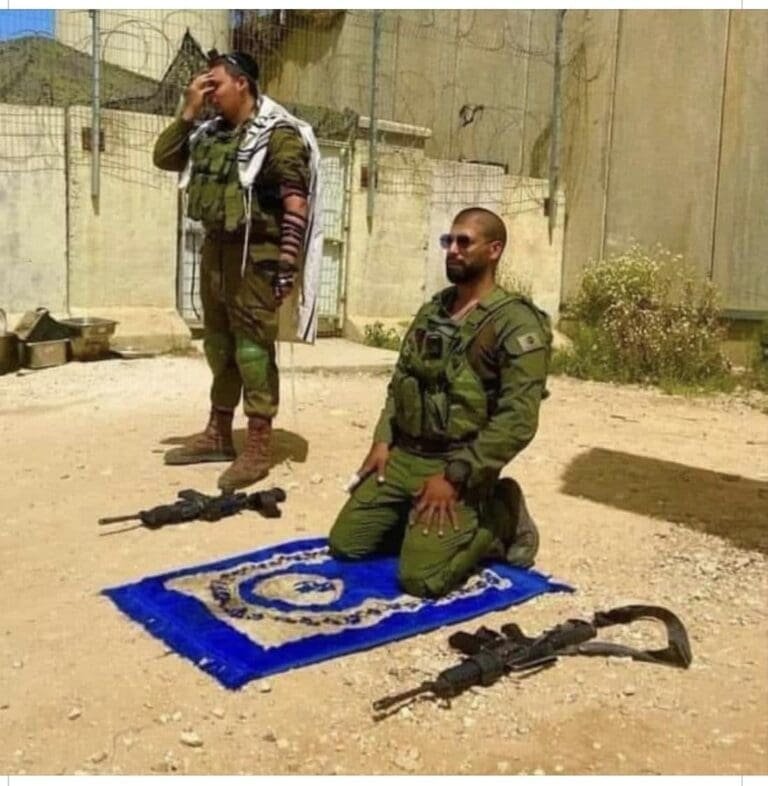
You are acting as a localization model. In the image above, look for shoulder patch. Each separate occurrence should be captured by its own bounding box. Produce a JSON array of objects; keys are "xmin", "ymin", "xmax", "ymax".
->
[
  {"xmin": 516, "ymin": 332, "xmax": 545, "ymax": 352},
  {"xmin": 503, "ymin": 329, "xmax": 546, "ymax": 356}
]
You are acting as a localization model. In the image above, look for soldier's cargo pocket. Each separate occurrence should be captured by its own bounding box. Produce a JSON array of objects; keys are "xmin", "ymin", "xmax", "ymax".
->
[
  {"xmin": 350, "ymin": 472, "xmax": 386, "ymax": 505},
  {"xmin": 231, "ymin": 263, "xmax": 278, "ymax": 342}
]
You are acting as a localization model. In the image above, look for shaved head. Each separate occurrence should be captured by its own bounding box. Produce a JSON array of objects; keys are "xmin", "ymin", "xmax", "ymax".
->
[
  {"xmin": 453, "ymin": 207, "xmax": 507, "ymax": 251},
  {"xmin": 443, "ymin": 206, "xmax": 507, "ymax": 285}
]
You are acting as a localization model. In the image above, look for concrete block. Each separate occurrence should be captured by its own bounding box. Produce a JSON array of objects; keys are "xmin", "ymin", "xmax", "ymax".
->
[{"xmin": 66, "ymin": 306, "xmax": 191, "ymax": 353}]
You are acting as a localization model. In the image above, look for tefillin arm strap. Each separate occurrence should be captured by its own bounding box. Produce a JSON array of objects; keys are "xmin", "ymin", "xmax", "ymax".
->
[{"xmin": 279, "ymin": 208, "xmax": 308, "ymax": 271}]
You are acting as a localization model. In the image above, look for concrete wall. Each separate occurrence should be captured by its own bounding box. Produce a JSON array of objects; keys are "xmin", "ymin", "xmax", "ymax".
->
[
  {"xmin": 265, "ymin": 8, "xmax": 767, "ymax": 313},
  {"xmin": 561, "ymin": 10, "xmax": 768, "ymax": 313},
  {"xmin": 344, "ymin": 143, "xmax": 432, "ymax": 325},
  {"xmin": 263, "ymin": 10, "xmax": 557, "ymax": 175},
  {"xmin": 67, "ymin": 106, "xmax": 178, "ymax": 310},
  {"xmin": 521, "ymin": 12, "xmax": 559, "ymax": 178},
  {"xmin": 1, "ymin": 101, "xmax": 562, "ymax": 348},
  {"xmin": 425, "ymin": 161, "xmax": 504, "ymax": 299},
  {"xmin": 560, "ymin": 11, "xmax": 619, "ymax": 297},
  {"xmin": 47, "ymin": 10, "xmax": 767, "ymax": 314},
  {"xmin": 499, "ymin": 180, "xmax": 564, "ymax": 320},
  {"xmin": 0, "ymin": 105, "xmax": 68, "ymax": 314},
  {"xmin": 55, "ymin": 10, "xmax": 230, "ymax": 81},
  {"xmin": 604, "ymin": 11, "xmax": 728, "ymax": 278},
  {"xmin": 426, "ymin": 163, "xmax": 563, "ymax": 320},
  {"xmin": 1, "ymin": 104, "xmax": 189, "ymax": 350},
  {"xmin": 65, "ymin": 106, "xmax": 188, "ymax": 349},
  {"xmin": 711, "ymin": 12, "xmax": 768, "ymax": 312},
  {"xmin": 344, "ymin": 139, "xmax": 563, "ymax": 337}
]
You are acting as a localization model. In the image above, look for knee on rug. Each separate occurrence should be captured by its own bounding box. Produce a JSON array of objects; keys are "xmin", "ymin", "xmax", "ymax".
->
[
  {"xmin": 398, "ymin": 564, "xmax": 453, "ymax": 599},
  {"xmin": 327, "ymin": 522, "xmax": 368, "ymax": 560}
]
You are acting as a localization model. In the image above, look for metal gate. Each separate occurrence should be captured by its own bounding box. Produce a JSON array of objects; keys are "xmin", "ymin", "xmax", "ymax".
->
[{"xmin": 177, "ymin": 139, "xmax": 350, "ymax": 336}]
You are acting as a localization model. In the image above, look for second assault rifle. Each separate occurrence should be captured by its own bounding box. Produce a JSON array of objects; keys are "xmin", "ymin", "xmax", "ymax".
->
[
  {"xmin": 98, "ymin": 487, "xmax": 286, "ymax": 534},
  {"xmin": 373, "ymin": 605, "xmax": 692, "ymax": 716}
]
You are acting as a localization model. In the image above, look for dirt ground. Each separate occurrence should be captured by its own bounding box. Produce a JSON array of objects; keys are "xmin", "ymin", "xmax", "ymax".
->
[{"xmin": 1, "ymin": 351, "xmax": 766, "ymax": 776}]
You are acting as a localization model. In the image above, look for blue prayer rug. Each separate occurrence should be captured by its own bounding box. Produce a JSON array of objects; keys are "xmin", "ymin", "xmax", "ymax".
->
[{"xmin": 103, "ymin": 537, "xmax": 572, "ymax": 689}]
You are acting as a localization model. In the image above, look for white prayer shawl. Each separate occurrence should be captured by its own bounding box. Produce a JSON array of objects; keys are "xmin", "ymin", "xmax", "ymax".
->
[{"xmin": 179, "ymin": 96, "xmax": 323, "ymax": 344}]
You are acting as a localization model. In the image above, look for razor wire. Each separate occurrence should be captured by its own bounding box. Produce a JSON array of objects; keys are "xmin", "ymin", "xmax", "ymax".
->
[{"xmin": 0, "ymin": 9, "xmax": 559, "ymax": 199}]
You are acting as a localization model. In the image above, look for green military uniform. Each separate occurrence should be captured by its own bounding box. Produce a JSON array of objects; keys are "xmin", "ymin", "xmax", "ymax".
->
[
  {"xmin": 153, "ymin": 117, "xmax": 310, "ymax": 418},
  {"xmin": 329, "ymin": 284, "xmax": 552, "ymax": 598}
]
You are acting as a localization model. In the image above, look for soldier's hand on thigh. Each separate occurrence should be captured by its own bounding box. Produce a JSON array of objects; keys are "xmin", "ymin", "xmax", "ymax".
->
[
  {"xmin": 354, "ymin": 441, "xmax": 390, "ymax": 487},
  {"xmin": 411, "ymin": 474, "xmax": 459, "ymax": 538}
]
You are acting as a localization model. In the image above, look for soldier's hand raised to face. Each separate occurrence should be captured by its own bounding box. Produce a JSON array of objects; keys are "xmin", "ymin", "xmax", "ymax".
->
[
  {"xmin": 411, "ymin": 474, "xmax": 459, "ymax": 538},
  {"xmin": 181, "ymin": 72, "xmax": 214, "ymax": 121}
]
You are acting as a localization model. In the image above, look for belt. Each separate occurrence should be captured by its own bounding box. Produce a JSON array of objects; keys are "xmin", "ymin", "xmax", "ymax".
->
[
  {"xmin": 396, "ymin": 432, "xmax": 471, "ymax": 456},
  {"xmin": 205, "ymin": 228, "xmax": 247, "ymax": 243}
]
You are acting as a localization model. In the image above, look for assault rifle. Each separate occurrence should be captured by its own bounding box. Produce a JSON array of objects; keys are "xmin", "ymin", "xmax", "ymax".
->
[
  {"xmin": 98, "ymin": 487, "xmax": 286, "ymax": 534},
  {"xmin": 373, "ymin": 605, "xmax": 692, "ymax": 717}
]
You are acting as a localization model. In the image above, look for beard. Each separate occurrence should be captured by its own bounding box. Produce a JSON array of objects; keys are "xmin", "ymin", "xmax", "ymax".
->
[{"xmin": 446, "ymin": 259, "xmax": 484, "ymax": 284}]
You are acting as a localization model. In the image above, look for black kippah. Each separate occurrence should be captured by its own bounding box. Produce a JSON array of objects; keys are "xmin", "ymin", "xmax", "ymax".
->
[
  {"xmin": 208, "ymin": 50, "xmax": 260, "ymax": 83},
  {"xmin": 230, "ymin": 51, "xmax": 259, "ymax": 82}
]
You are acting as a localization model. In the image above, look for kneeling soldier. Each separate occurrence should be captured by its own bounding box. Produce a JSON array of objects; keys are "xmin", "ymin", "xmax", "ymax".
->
[{"xmin": 329, "ymin": 208, "xmax": 551, "ymax": 597}]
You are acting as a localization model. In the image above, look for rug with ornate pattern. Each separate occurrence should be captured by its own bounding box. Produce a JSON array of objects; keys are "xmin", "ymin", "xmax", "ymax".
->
[{"xmin": 103, "ymin": 537, "xmax": 572, "ymax": 689}]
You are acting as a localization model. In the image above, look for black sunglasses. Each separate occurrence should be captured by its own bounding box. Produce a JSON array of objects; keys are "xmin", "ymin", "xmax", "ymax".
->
[{"xmin": 439, "ymin": 233, "xmax": 487, "ymax": 250}]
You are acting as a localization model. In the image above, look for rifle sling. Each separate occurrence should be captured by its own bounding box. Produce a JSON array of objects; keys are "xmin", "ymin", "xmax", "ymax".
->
[
  {"xmin": 567, "ymin": 604, "xmax": 693, "ymax": 668},
  {"xmin": 455, "ymin": 604, "xmax": 692, "ymax": 670}
]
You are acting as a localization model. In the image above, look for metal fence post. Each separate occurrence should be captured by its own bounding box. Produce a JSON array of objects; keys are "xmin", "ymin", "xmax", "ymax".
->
[
  {"xmin": 548, "ymin": 9, "xmax": 565, "ymax": 244},
  {"xmin": 90, "ymin": 9, "xmax": 101, "ymax": 210},
  {"xmin": 367, "ymin": 10, "xmax": 383, "ymax": 226}
]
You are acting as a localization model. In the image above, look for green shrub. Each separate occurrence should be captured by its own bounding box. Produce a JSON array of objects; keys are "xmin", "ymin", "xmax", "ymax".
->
[
  {"xmin": 363, "ymin": 321, "xmax": 401, "ymax": 351},
  {"xmin": 749, "ymin": 362, "xmax": 768, "ymax": 393},
  {"xmin": 569, "ymin": 246, "xmax": 670, "ymax": 327},
  {"xmin": 744, "ymin": 321, "xmax": 768, "ymax": 393},
  {"xmin": 557, "ymin": 245, "xmax": 731, "ymax": 389}
]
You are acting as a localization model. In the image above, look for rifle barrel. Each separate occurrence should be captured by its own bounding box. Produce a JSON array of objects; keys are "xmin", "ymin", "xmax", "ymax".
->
[
  {"xmin": 98, "ymin": 523, "xmax": 144, "ymax": 536},
  {"xmin": 373, "ymin": 682, "xmax": 434, "ymax": 711},
  {"xmin": 98, "ymin": 514, "xmax": 140, "ymax": 525}
]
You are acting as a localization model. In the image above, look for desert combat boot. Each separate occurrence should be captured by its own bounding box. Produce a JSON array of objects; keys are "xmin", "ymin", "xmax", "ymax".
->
[
  {"xmin": 164, "ymin": 406, "xmax": 236, "ymax": 465},
  {"xmin": 488, "ymin": 477, "xmax": 541, "ymax": 568},
  {"xmin": 217, "ymin": 414, "xmax": 272, "ymax": 491}
]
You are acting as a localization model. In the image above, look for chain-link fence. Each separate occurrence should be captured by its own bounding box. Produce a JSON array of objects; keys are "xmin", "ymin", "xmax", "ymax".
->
[
  {"xmin": 0, "ymin": 10, "xmax": 559, "ymax": 185},
  {"xmin": 4, "ymin": 9, "xmax": 763, "ymax": 325},
  {"xmin": 1, "ymin": 10, "xmax": 566, "ymax": 329}
]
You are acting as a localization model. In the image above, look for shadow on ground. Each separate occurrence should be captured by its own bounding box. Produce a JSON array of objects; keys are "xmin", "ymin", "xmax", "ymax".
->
[
  {"xmin": 561, "ymin": 447, "xmax": 768, "ymax": 554},
  {"xmin": 159, "ymin": 428, "xmax": 309, "ymax": 467}
]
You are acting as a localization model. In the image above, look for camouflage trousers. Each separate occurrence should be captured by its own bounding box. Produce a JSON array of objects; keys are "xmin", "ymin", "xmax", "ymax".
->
[
  {"xmin": 328, "ymin": 447, "xmax": 517, "ymax": 598},
  {"xmin": 200, "ymin": 235, "xmax": 279, "ymax": 418}
]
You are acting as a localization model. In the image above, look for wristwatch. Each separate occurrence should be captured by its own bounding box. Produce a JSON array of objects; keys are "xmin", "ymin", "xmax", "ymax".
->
[{"xmin": 444, "ymin": 459, "xmax": 471, "ymax": 491}]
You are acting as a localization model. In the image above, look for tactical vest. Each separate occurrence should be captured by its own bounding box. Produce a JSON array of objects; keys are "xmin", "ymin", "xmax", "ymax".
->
[
  {"xmin": 186, "ymin": 127, "xmax": 281, "ymax": 236},
  {"xmin": 391, "ymin": 294, "xmax": 551, "ymax": 444}
]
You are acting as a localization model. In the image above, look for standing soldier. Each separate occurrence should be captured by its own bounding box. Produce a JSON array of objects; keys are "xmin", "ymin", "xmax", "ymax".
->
[
  {"xmin": 153, "ymin": 52, "xmax": 322, "ymax": 491},
  {"xmin": 329, "ymin": 208, "xmax": 551, "ymax": 598}
]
